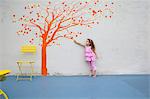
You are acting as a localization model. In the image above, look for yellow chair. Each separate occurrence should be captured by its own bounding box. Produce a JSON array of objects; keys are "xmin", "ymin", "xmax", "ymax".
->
[
  {"xmin": 16, "ymin": 45, "xmax": 36, "ymax": 81},
  {"xmin": 0, "ymin": 89, "xmax": 8, "ymax": 99},
  {"xmin": 0, "ymin": 70, "xmax": 11, "ymax": 99}
]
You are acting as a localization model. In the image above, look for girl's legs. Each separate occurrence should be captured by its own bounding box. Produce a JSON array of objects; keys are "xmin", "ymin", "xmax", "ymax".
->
[
  {"xmin": 93, "ymin": 70, "xmax": 96, "ymax": 77},
  {"xmin": 91, "ymin": 61, "xmax": 96, "ymax": 77},
  {"xmin": 90, "ymin": 70, "xmax": 93, "ymax": 76},
  {"xmin": 87, "ymin": 61, "xmax": 93, "ymax": 76}
]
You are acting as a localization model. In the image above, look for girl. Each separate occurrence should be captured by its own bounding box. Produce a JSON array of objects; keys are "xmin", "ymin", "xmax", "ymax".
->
[{"xmin": 74, "ymin": 39, "xmax": 98, "ymax": 77}]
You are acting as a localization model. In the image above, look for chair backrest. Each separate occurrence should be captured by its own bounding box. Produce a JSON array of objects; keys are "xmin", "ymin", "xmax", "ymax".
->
[{"xmin": 21, "ymin": 45, "xmax": 36, "ymax": 53}]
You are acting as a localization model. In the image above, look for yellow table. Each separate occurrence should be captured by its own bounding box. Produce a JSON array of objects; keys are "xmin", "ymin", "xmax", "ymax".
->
[
  {"xmin": 16, "ymin": 61, "xmax": 34, "ymax": 81},
  {"xmin": 0, "ymin": 70, "xmax": 11, "ymax": 76}
]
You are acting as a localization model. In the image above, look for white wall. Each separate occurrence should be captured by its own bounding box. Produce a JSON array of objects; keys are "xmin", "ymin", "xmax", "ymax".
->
[
  {"xmin": 148, "ymin": 1, "xmax": 150, "ymax": 70},
  {"xmin": 0, "ymin": 20, "xmax": 1, "ymax": 70},
  {"xmin": 0, "ymin": 3, "xmax": 4, "ymax": 70},
  {"xmin": 0, "ymin": 0, "xmax": 149, "ymax": 75}
]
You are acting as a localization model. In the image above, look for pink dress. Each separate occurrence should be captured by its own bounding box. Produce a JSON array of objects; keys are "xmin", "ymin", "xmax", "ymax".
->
[{"xmin": 85, "ymin": 46, "xmax": 96, "ymax": 61}]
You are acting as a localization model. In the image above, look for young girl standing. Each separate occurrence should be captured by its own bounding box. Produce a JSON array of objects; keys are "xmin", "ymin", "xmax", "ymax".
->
[{"xmin": 74, "ymin": 39, "xmax": 98, "ymax": 77}]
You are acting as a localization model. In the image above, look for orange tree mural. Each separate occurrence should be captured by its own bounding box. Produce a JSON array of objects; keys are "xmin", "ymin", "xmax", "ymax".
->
[{"xmin": 12, "ymin": 0, "xmax": 114, "ymax": 76}]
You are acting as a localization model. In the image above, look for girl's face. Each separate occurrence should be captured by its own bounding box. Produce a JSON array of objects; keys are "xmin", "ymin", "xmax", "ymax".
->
[{"xmin": 86, "ymin": 39, "xmax": 90, "ymax": 46}]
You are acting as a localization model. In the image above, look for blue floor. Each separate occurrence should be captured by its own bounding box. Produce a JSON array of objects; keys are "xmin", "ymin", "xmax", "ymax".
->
[{"xmin": 0, "ymin": 75, "xmax": 150, "ymax": 99}]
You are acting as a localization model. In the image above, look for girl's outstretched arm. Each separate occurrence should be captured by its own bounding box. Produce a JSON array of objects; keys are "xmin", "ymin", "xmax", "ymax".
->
[{"xmin": 74, "ymin": 40, "xmax": 85, "ymax": 47}]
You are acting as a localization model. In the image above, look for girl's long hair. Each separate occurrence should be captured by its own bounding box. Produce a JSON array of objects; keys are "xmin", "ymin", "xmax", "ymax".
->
[{"xmin": 87, "ymin": 39, "xmax": 96, "ymax": 53}]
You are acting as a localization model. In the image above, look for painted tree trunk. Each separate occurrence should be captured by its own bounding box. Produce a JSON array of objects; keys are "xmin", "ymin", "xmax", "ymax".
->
[{"xmin": 41, "ymin": 42, "xmax": 47, "ymax": 76}]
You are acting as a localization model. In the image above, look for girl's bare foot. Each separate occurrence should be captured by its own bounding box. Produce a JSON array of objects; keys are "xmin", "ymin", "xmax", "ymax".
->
[
  {"xmin": 93, "ymin": 70, "xmax": 96, "ymax": 77},
  {"xmin": 93, "ymin": 75, "xmax": 96, "ymax": 77},
  {"xmin": 89, "ymin": 74, "xmax": 93, "ymax": 77}
]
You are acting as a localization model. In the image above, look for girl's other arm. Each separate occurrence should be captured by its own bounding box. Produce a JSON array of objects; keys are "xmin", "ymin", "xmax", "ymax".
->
[
  {"xmin": 74, "ymin": 40, "xmax": 85, "ymax": 47},
  {"xmin": 94, "ymin": 51, "xmax": 99, "ymax": 59}
]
